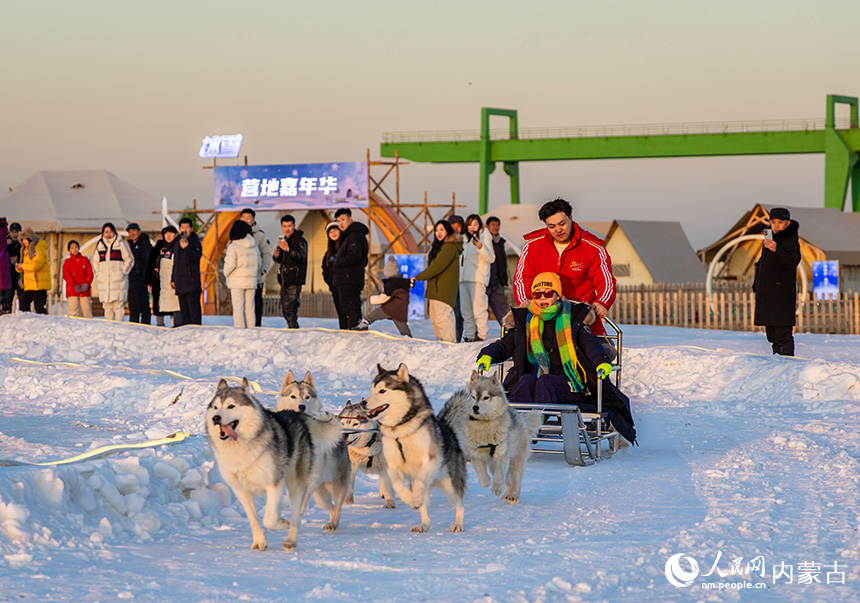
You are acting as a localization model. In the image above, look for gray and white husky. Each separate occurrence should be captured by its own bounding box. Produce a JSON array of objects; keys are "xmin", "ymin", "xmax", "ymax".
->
[
  {"xmin": 206, "ymin": 378, "xmax": 349, "ymax": 551},
  {"xmin": 439, "ymin": 371, "xmax": 542, "ymax": 504},
  {"xmin": 338, "ymin": 400, "xmax": 396, "ymax": 508},
  {"xmin": 276, "ymin": 370, "xmax": 324, "ymax": 417},
  {"xmin": 362, "ymin": 363, "xmax": 466, "ymax": 533}
]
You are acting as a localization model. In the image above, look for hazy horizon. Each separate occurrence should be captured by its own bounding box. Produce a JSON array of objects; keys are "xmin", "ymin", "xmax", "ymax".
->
[{"xmin": 3, "ymin": 0, "xmax": 858, "ymax": 248}]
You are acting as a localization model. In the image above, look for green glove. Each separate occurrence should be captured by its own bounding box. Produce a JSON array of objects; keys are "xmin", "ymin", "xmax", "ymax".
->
[
  {"xmin": 596, "ymin": 363, "xmax": 612, "ymax": 379},
  {"xmin": 477, "ymin": 355, "xmax": 492, "ymax": 372}
]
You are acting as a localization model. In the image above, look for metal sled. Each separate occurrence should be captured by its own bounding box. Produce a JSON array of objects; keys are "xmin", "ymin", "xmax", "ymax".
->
[{"xmin": 496, "ymin": 316, "xmax": 624, "ymax": 466}]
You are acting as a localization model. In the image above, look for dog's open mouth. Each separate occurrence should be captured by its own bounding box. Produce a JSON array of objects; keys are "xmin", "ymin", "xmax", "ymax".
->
[
  {"xmin": 219, "ymin": 420, "xmax": 239, "ymax": 441},
  {"xmin": 366, "ymin": 404, "xmax": 389, "ymax": 419}
]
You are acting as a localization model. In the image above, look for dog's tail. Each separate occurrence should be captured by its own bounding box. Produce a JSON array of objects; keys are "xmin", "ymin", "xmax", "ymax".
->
[
  {"xmin": 523, "ymin": 410, "xmax": 542, "ymax": 438},
  {"xmin": 437, "ymin": 389, "xmax": 472, "ymax": 429},
  {"xmin": 305, "ymin": 413, "xmax": 344, "ymax": 453}
]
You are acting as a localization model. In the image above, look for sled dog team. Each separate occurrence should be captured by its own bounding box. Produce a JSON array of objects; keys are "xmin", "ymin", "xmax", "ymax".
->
[{"xmin": 205, "ymin": 365, "xmax": 541, "ymax": 551}]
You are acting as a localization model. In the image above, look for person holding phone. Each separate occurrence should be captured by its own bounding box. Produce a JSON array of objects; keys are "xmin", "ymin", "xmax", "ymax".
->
[
  {"xmin": 753, "ymin": 207, "xmax": 801, "ymax": 356},
  {"xmin": 272, "ymin": 214, "xmax": 307, "ymax": 328},
  {"xmin": 458, "ymin": 214, "xmax": 495, "ymax": 342},
  {"xmin": 171, "ymin": 217, "xmax": 203, "ymax": 325}
]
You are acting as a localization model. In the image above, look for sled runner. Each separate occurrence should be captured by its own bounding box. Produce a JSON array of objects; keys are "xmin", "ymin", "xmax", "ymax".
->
[{"xmin": 492, "ymin": 317, "xmax": 624, "ymax": 466}]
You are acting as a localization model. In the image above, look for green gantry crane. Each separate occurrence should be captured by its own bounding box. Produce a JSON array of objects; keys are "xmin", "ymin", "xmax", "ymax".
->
[{"xmin": 380, "ymin": 95, "xmax": 860, "ymax": 215}]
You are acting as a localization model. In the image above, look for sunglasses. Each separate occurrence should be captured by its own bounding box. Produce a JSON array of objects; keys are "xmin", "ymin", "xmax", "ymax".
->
[{"xmin": 532, "ymin": 290, "xmax": 555, "ymax": 300}]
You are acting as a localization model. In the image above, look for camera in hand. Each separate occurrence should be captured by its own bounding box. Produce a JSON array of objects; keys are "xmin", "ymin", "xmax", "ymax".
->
[{"xmin": 762, "ymin": 228, "xmax": 773, "ymax": 242}]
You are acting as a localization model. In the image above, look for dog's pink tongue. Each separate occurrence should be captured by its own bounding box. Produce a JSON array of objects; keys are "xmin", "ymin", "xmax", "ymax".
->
[{"xmin": 222, "ymin": 424, "xmax": 238, "ymax": 441}]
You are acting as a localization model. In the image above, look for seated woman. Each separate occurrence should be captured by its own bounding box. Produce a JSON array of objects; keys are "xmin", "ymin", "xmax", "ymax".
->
[{"xmin": 476, "ymin": 272, "xmax": 636, "ymax": 444}]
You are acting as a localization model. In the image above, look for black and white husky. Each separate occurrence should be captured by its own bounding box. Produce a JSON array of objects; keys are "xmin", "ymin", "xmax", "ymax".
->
[
  {"xmin": 439, "ymin": 371, "xmax": 541, "ymax": 504},
  {"xmin": 362, "ymin": 364, "xmax": 466, "ymax": 533},
  {"xmin": 338, "ymin": 400, "xmax": 396, "ymax": 508},
  {"xmin": 205, "ymin": 378, "xmax": 349, "ymax": 551},
  {"xmin": 276, "ymin": 370, "xmax": 323, "ymax": 417}
]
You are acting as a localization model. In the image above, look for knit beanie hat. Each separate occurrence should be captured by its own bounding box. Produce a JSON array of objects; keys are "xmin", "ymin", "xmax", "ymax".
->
[
  {"xmin": 531, "ymin": 272, "xmax": 562, "ymax": 297},
  {"xmin": 383, "ymin": 256, "xmax": 400, "ymax": 278},
  {"xmin": 21, "ymin": 227, "xmax": 40, "ymax": 259},
  {"xmin": 325, "ymin": 221, "xmax": 339, "ymax": 233},
  {"xmin": 769, "ymin": 207, "xmax": 791, "ymax": 221}
]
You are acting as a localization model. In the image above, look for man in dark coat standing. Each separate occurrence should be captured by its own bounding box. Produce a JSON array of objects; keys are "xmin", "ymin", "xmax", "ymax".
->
[
  {"xmin": 332, "ymin": 208, "xmax": 369, "ymax": 330},
  {"xmin": 484, "ymin": 215, "xmax": 509, "ymax": 327},
  {"xmin": 753, "ymin": 207, "xmax": 801, "ymax": 356},
  {"xmin": 126, "ymin": 223, "xmax": 153, "ymax": 324},
  {"xmin": 272, "ymin": 214, "xmax": 308, "ymax": 328},
  {"xmin": 171, "ymin": 217, "xmax": 203, "ymax": 325}
]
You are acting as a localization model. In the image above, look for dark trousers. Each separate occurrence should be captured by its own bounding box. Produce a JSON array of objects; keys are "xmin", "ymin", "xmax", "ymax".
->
[
  {"xmin": 19, "ymin": 290, "xmax": 48, "ymax": 315},
  {"xmin": 254, "ymin": 284, "xmax": 263, "ymax": 327},
  {"xmin": 330, "ymin": 287, "xmax": 347, "ymax": 329},
  {"xmin": 334, "ymin": 283, "xmax": 362, "ymax": 330},
  {"xmin": 127, "ymin": 282, "xmax": 151, "ymax": 324},
  {"xmin": 487, "ymin": 284, "xmax": 508, "ymax": 327},
  {"xmin": 0, "ymin": 289, "xmax": 13, "ymax": 314},
  {"xmin": 280, "ymin": 284, "xmax": 302, "ymax": 328},
  {"xmin": 178, "ymin": 291, "xmax": 202, "ymax": 325},
  {"xmin": 454, "ymin": 293, "xmax": 463, "ymax": 342},
  {"xmin": 509, "ymin": 373, "xmax": 584, "ymax": 405},
  {"xmin": 765, "ymin": 325, "xmax": 795, "ymax": 356}
]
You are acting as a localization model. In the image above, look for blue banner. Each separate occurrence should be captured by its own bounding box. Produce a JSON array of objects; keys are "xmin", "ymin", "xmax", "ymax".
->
[
  {"xmin": 812, "ymin": 260, "xmax": 839, "ymax": 300},
  {"xmin": 387, "ymin": 254, "xmax": 426, "ymax": 320},
  {"xmin": 214, "ymin": 162, "xmax": 368, "ymax": 211}
]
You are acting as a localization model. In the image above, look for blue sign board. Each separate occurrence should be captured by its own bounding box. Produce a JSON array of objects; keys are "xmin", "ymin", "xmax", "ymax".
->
[
  {"xmin": 812, "ymin": 260, "xmax": 839, "ymax": 300},
  {"xmin": 386, "ymin": 254, "xmax": 426, "ymax": 320},
  {"xmin": 213, "ymin": 162, "xmax": 368, "ymax": 211}
]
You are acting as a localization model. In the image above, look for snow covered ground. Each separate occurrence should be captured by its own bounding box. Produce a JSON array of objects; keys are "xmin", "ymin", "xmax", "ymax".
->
[{"xmin": 1, "ymin": 313, "xmax": 859, "ymax": 602}]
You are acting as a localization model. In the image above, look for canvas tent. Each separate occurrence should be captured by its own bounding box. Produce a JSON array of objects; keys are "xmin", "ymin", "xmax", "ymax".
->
[
  {"xmin": 0, "ymin": 170, "xmax": 163, "ymax": 294},
  {"xmin": 604, "ymin": 220, "xmax": 705, "ymax": 286}
]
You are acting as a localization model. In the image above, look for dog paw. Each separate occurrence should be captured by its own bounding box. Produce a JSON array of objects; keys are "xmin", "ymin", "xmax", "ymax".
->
[
  {"xmin": 323, "ymin": 522, "xmax": 339, "ymax": 532},
  {"xmin": 450, "ymin": 523, "xmax": 464, "ymax": 533},
  {"xmin": 345, "ymin": 496, "xmax": 354, "ymax": 504},
  {"xmin": 410, "ymin": 525, "xmax": 428, "ymax": 533},
  {"xmin": 251, "ymin": 540, "xmax": 268, "ymax": 551},
  {"xmin": 383, "ymin": 500, "xmax": 396, "ymax": 509},
  {"xmin": 503, "ymin": 494, "xmax": 519, "ymax": 504},
  {"xmin": 282, "ymin": 539, "xmax": 297, "ymax": 551},
  {"xmin": 491, "ymin": 485, "xmax": 504, "ymax": 497},
  {"xmin": 477, "ymin": 475, "xmax": 491, "ymax": 488}
]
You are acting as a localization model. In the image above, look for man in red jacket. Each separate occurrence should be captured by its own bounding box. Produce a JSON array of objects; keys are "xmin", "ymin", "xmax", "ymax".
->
[{"xmin": 513, "ymin": 198, "xmax": 616, "ymax": 336}]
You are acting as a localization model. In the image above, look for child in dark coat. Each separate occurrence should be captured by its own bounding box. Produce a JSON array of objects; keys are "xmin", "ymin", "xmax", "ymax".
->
[{"xmin": 355, "ymin": 257, "xmax": 412, "ymax": 337}]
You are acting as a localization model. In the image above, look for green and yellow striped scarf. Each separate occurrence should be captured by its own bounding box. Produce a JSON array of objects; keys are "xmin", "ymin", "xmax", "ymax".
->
[{"xmin": 526, "ymin": 300, "xmax": 586, "ymax": 392}]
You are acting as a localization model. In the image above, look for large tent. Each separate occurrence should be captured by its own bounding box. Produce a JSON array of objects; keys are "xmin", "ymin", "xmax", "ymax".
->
[{"xmin": 0, "ymin": 170, "xmax": 163, "ymax": 294}]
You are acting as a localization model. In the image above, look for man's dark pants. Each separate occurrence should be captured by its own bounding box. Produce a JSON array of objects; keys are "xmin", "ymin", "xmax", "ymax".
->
[
  {"xmin": 487, "ymin": 284, "xmax": 508, "ymax": 327},
  {"xmin": 254, "ymin": 284, "xmax": 263, "ymax": 327},
  {"xmin": 127, "ymin": 282, "xmax": 151, "ymax": 324},
  {"xmin": 280, "ymin": 284, "xmax": 301, "ymax": 328},
  {"xmin": 335, "ymin": 283, "xmax": 362, "ymax": 330},
  {"xmin": 765, "ymin": 325, "xmax": 794, "ymax": 356},
  {"xmin": 178, "ymin": 292, "xmax": 202, "ymax": 325}
]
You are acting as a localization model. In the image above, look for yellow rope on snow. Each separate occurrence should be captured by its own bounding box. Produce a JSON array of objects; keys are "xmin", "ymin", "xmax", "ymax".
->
[{"xmin": 0, "ymin": 432, "xmax": 194, "ymax": 467}]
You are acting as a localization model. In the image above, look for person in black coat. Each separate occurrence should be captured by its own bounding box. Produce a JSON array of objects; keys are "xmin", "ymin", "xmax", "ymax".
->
[
  {"xmin": 272, "ymin": 214, "xmax": 308, "ymax": 329},
  {"xmin": 171, "ymin": 217, "xmax": 203, "ymax": 325},
  {"xmin": 332, "ymin": 208, "xmax": 369, "ymax": 330},
  {"xmin": 126, "ymin": 223, "xmax": 153, "ymax": 324},
  {"xmin": 321, "ymin": 222, "xmax": 347, "ymax": 328},
  {"xmin": 753, "ymin": 207, "xmax": 801, "ymax": 356},
  {"xmin": 476, "ymin": 271, "xmax": 636, "ymax": 444}
]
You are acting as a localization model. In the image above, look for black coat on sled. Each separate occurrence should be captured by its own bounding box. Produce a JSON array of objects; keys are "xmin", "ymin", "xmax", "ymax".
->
[{"xmin": 478, "ymin": 303, "xmax": 636, "ymax": 444}]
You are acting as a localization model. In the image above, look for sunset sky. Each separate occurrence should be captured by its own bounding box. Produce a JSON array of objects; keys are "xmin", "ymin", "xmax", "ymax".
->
[{"xmin": 3, "ymin": 0, "xmax": 859, "ymax": 246}]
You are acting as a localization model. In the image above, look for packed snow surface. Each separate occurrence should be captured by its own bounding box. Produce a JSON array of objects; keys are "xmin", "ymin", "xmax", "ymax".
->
[{"xmin": 1, "ymin": 313, "xmax": 859, "ymax": 602}]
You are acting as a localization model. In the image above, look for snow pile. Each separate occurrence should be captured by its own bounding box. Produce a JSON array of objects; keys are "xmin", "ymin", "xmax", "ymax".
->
[{"xmin": 1, "ymin": 313, "xmax": 860, "ymax": 601}]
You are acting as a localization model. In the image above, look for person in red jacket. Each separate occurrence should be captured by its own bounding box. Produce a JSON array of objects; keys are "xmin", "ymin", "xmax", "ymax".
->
[
  {"xmin": 63, "ymin": 240, "xmax": 94, "ymax": 318},
  {"xmin": 512, "ymin": 198, "xmax": 616, "ymax": 337}
]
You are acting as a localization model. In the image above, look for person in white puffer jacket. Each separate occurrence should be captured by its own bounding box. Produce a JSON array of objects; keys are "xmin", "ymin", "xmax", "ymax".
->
[
  {"xmin": 92, "ymin": 222, "xmax": 134, "ymax": 322},
  {"xmin": 222, "ymin": 220, "xmax": 260, "ymax": 328},
  {"xmin": 459, "ymin": 213, "xmax": 495, "ymax": 342}
]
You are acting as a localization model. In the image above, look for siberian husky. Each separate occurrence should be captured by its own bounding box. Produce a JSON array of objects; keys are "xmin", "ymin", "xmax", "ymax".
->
[
  {"xmin": 337, "ymin": 400, "xmax": 396, "ymax": 508},
  {"xmin": 362, "ymin": 363, "xmax": 466, "ymax": 533},
  {"xmin": 205, "ymin": 378, "xmax": 349, "ymax": 551},
  {"xmin": 439, "ymin": 371, "xmax": 541, "ymax": 504},
  {"xmin": 276, "ymin": 370, "xmax": 324, "ymax": 417}
]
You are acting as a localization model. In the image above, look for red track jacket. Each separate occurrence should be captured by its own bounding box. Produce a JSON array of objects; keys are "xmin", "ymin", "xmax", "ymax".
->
[{"xmin": 513, "ymin": 223, "xmax": 616, "ymax": 335}]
